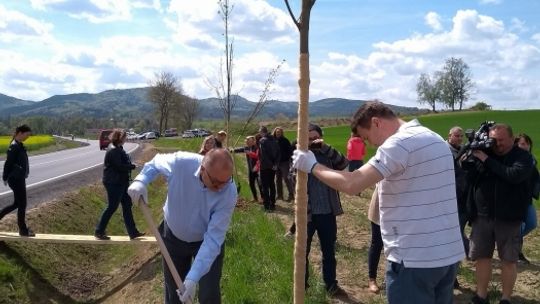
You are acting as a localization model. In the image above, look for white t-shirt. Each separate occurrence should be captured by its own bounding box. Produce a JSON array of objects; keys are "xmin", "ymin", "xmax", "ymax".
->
[{"xmin": 368, "ymin": 119, "xmax": 465, "ymax": 268}]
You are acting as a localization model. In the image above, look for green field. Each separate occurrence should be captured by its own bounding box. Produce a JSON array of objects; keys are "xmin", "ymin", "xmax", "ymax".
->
[{"xmin": 285, "ymin": 109, "xmax": 540, "ymax": 164}]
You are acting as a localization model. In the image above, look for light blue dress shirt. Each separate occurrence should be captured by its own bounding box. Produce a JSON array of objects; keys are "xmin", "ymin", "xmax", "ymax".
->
[{"xmin": 134, "ymin": 151, "xmax": 237, "ymax": 282}]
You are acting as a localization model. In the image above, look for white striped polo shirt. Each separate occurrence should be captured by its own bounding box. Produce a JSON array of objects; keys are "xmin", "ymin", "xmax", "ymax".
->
[{"xmin": 368, "ymin": 119, "xmax": 465, "ymax": 268}]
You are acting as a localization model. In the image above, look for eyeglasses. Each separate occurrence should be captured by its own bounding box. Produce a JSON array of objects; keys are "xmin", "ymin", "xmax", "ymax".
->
[{"xmin": 204, "ymin": 167, "xmax": 232, "ymax": 188}]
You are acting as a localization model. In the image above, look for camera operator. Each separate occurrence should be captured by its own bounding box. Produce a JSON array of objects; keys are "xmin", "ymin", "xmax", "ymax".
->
[{"xmin": 464, "ymin": 123, "xmax": 534, "ymax": 304}]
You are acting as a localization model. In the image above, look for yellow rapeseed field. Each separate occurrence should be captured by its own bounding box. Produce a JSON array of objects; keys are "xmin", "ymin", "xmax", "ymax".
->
[{"xmin": 0, "ymin": 135, "xmax": 55, "ymax": 152}]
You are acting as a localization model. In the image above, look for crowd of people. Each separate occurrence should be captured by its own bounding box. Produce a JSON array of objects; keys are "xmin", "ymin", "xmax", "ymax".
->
[{"xmin": 1, "ymin": 101, "xmax": 539, "ymax": 303}]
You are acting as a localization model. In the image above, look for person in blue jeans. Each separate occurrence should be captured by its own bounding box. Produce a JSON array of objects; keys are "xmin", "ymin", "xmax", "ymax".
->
[
  {"xmin": 515, "ymin": 133, "xmax": 539, "ymax": 264},
  {"xmin": 95, "ymin": 129, "xmax": 144, "ymax": 240}
]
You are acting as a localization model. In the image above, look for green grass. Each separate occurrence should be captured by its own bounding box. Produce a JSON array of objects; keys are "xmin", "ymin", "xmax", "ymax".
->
[{"xmin": 285, "ymin": 110, "xmax": 540, "ymax": 166}]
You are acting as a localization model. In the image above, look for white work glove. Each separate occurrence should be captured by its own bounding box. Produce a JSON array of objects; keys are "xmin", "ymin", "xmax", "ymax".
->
[
  {"xmin": 292, "ymin": 149, "xmax": 317, "ymax": 173},
  {"xmin": 178, "ymin": 279, "xmax": 196, "ymax": 303},
  {"xmin": 127, "ymin": 180, "xmax": 148, "ymax": 204}
]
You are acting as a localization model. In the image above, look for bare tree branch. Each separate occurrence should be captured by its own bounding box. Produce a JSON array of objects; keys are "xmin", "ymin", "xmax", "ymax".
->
[{"xmin": 284, "ymin": 0, "xmax": 300, "ymax": 29}]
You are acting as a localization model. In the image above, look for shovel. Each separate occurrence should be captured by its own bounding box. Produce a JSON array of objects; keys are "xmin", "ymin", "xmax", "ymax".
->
[{"xmin": 138, "ymin": 198, "xmax": 193, "ymax": 304}]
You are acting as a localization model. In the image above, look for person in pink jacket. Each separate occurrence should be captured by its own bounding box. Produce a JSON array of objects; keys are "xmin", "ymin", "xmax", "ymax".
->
[{"xmin": 346, "ymin": 133, "xmax": 366, "ymax": 171}]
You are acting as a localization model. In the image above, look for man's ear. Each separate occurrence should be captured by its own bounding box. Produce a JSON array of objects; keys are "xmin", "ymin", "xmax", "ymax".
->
[{"xmin": 371, "ymin": 117, "xmax": 380, "ymax": 129}]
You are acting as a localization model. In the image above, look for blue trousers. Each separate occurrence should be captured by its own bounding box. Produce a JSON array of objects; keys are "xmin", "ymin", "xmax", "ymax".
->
[
  {"xmin": 95, "ymin": 182, "xmax": 138, "ymax": 237},
  {"xmin": 386, "ymin": 261, "xmax": 458, "ymax": 304},
  {"xmin": 521, "ymin": 203, "xmax": 537, "ymax": 237}
]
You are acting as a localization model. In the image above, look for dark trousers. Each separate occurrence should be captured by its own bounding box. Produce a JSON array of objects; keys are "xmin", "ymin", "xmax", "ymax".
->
[
  {"xmin": 458, "ymin": 212, "xmax": 470, "ymax": 257},
  {"xmin": 160, "ymin": 221, "xmax": 224, "ymax": 304},
  {"xmin": 0, "ymin": 178, "xmax": 28, "ymax": 233},
  {"xmin": 248, "ymin": 171, "xmax": 262, "ymax": 201},
  {"xmin": 276, "ymin": 161, "xmax": 294, "ymax": 199},
  {"xmin": 95, "ymin": 182, "xmax": 138, "ymax": 237},
  {"xmin": 306, "ymin": 213, "xmax": 338, "ymax": 290},
  {"xmin": 348, "ymin": 160, "xmax": 363, "ymax": 172},
  {"xmin": 368, "ymin": 222, "xmax": 383, "ymax": 279},
  {"xmin": 259, "ymin": 169, "xmax": 276, "ymax": 209}
]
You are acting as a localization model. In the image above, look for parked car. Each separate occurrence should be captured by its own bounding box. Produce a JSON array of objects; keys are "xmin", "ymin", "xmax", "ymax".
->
[
  {"xmin": 98, "ymin": 129, "xmax": 113, "ymax": 150},
  {"xmin": 164, "ymin": 128, "xmax": 178, "ymax": 137},
  {"xmin": 140, "ymin": 131, "xmax": 157, "ymax": 140},
  {"xmin": 181, "ymin": 130, "xmax": 195, "ymax": 138}
]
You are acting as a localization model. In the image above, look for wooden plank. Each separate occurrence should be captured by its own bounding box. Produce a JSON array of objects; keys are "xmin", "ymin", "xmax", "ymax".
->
[{"xmin": 0, "ymin": 232, "xmax": 156, "ymax": 244}]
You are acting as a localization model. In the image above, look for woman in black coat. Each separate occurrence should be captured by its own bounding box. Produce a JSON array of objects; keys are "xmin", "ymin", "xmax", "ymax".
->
[
  {"xmin": 1, "ymin": 124, "xmax": 34, "ymax": 237},
  {"xmin": 95, "ymin": 129, "xmax": 144, "ymax": 240}
]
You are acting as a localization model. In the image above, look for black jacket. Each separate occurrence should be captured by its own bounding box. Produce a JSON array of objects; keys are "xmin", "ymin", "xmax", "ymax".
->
[
  {"xmin": 465, "ymin": 145, "xmax": 533, "ymax": 222},
  {"xmin": 277, "ymin": 136, "xmax": 293, "ymax": 162},
  {"xmin": 102, "ymin": 146, "xmax": 135, "ymax": 185},
  {"xmin": 258, "ymin": 135, "xmax": 280, "ymax": 170},
  {"xmin": 2, "ymin": 140, "xmax": 29, "ymax": 182}
]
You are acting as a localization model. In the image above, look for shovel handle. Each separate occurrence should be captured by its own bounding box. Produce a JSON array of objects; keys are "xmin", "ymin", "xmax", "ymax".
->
[{"xmin": 138, "ymin": 198, "xmax": 192, "ymax": 304}]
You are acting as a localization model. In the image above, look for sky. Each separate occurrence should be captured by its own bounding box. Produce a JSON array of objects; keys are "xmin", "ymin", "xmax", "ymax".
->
[{"xmin": 1, "ymin": 0, "xmax": 539, "ymax": 110}]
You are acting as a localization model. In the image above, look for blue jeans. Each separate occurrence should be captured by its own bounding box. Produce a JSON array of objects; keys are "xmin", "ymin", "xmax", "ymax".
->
[
  {"xmin": 521, "ymin": 203, "xmax": 537, "ymax": 237},
  {"xmin": 306, "ymin": 213, "xmax": 338, "ymax": 290},
  {"xmin": 95, "ymin": 182, "xmax": 138, "ymax": 237},
  {"xmin": 386, "ymin": 261, "xmax": 458, "ymax": 304}
]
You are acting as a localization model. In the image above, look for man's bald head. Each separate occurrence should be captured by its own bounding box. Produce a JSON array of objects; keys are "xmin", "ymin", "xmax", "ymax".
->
[{"xmin": 202, "ymin": 148, "xmax": 233, "ymax": 171}]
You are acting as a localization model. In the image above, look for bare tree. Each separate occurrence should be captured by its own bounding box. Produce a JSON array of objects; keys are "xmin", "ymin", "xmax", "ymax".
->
[
  {"xmin": 439, "ymin": 57, "xmax": 473, "ymax": 111},
  {"xmin": 212, "ymin": 0, "xmax": 238, "ymax": 146},
  {"xmin": 284, "ymin": 0, "xmax": 316, "ymax": 303},
  {"xmin": 179, "ymin": 95, "xmax": 199, "ymax": 131},
  {"xmin": 416, "ymin": 72, "xmax": 441, "ymax": 112},
  {"xmin": 148, "ymin": 72, "xmax": 179, "ymax": 133}
]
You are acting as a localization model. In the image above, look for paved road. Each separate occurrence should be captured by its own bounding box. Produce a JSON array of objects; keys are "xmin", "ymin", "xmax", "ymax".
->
[{"xmin": 0, "ymin": 139, "xmax": 138, "ymax": 201}]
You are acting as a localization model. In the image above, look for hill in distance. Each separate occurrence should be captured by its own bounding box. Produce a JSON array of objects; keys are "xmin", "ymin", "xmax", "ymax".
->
[{"xmin": 0, "ymin": 88, "xmax": 421, "ymax": 119}]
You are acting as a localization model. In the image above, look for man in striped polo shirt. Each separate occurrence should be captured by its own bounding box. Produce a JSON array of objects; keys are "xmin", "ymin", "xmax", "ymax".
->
[{"xmin": 292, "ymin": 101, "xmax": 465, "ymax": 304}]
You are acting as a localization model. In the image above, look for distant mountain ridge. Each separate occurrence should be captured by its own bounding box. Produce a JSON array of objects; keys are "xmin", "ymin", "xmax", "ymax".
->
[{"xmin": 0, "ymin": 88, "xmax": 420, "ymax": 119}]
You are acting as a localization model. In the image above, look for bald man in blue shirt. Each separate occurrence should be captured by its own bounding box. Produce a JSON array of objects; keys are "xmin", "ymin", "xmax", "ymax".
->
[{"xmin": 128, "ymin": 148, "xmax": 237, "ymax": 304}]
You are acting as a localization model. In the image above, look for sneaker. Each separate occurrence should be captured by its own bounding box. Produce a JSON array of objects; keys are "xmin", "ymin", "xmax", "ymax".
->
[
  {"xmin": 94, "ymin": 233, "xmax": 111, "ymax": 240},
  {"xmin": 368, "ymin": 279, "xmax": 380, "ymax": 293},
  {"xmin": 276, "ymin": 196, "xmax": 284, "ymax": 201},
  {"xmin": 19, "ymin": 229, "xmax": 35, "ymax": 237},
  {"xmin": 470, "ymin": 294, "xmax": 489, "ymax": 304},
  {"xmin": 518, "ymin": 252, "xmax": 530, "ymax": 265},
  {"xmin": 327, "ymin": 284, "xmax": 347, "ymax": 297},
  {"xmin": 130, "ymin": 231, "xmax": 146, "ymax": 240},
  {"xmin": 284, "ymin": 231, "xmax": 294, "ymax": 238}
]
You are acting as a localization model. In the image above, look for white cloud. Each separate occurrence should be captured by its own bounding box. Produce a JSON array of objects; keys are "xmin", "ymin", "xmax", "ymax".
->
[
  {"xmin": 510, "ymin": 17, "xmax": 528, "ymax": 33},
  {"xmin": 166, "ymin": 0, "xmax": 295, "ymax": 50},
  {"xmin": 306, "ymin": 9, "xmax": 540, "ymax": 109},
  {"xmin": 425, "ymin": 12, "xmax": 443, "ymax": 31},
  {"xmin": 0, "ymin": 4, "xmax": 54, "ymax": 42},
  {"xmin": 532, "ymin": 33, "xmax": 540, "ymax": 43},
  {"xmin": 30, "ymin": 0, "xmax": 132, "ymax": 23}
]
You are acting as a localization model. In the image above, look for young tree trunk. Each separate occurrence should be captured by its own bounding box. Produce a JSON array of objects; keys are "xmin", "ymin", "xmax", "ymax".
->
[{"xmin": 285, "ymin": 1, "xmax": 315, "ymax": 302}]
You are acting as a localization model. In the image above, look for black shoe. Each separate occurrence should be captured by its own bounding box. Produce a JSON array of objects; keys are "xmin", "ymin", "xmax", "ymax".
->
[
  {"xmin": 286, "ymin": 196, "xmax": 294, "ymax": 202},
  {"xmin": 130, "ymin": 231, "xmax": 146, "ymax": 240},
  {"xmin": 276, "ymin": 196, "xmax": 284, "ymax": 200},
  {"xmin": 94, "ymin": 233, "xmax": 110, "ymax": 240},
  {"xmin": 470, "ymin": 294, "xmax": 489, "ymax": 304},
  {"xmin": 453, "ymin": 278, "xmax": 460, "ymax": 289},
  {"xmin": 518, "ymin": 252, "xmax": 530, "ymax": 264},
  {"xmin": 19, "ymin": 229, "xmax": 35, "ymax": 237},
  {"xmin": 499, "ymin": 300, "xmax": 511, "ymax": 304}
]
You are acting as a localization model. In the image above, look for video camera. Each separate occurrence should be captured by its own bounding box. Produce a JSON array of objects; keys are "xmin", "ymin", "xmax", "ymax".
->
[{"xmin": 458, "ymin": 121, "xmax": 496, "ymax": 166}]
